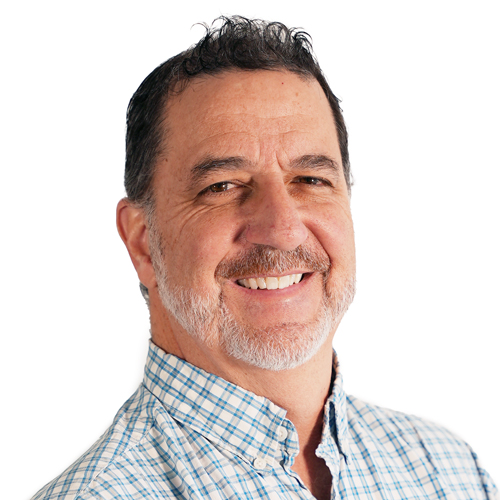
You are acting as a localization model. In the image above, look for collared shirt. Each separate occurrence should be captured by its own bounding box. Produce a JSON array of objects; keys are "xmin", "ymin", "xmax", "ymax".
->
[{"xmin": 33, "ymin": 342, "xmax": 498, "ymax": 500}]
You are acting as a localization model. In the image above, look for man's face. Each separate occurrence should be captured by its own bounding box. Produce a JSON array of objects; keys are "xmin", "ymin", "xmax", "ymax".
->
[{"xmin": 149, "ymin": 70, "xmax": 356, "ymax": 370}]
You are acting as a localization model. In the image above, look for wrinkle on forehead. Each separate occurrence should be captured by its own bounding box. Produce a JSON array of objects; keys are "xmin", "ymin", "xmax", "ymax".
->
[
  {"xmin": 166, "ymin": 70, "xmax": 332, "ymax": 128},
  {"xmin": 156, "ymin": 69, "xmax": 341, "ymax": 188}
]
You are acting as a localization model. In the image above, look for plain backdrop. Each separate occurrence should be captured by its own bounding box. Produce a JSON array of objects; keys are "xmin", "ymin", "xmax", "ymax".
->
[{"xmin": 1, "ymin": 1, "xmax": 499, "ymax": 498}]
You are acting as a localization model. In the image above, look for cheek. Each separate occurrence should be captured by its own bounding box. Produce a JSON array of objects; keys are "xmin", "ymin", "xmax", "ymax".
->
[
  {"xmin": 166, "ymin": 215, "xmax": 241, "ymax": 283},
  {"xmin": 308, "ymin": 204, "xmax": 355, "ymax": 267}
]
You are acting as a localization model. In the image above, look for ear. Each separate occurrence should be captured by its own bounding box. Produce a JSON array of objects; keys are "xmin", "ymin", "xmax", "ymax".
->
[{"xmin": 116, "ymin": 198, "xmax": 157, "ymax": 289}]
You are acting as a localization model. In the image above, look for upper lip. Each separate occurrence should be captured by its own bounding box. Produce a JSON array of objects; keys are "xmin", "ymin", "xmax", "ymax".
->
[{"xmin": 233, "ymin": 270, "xmax": 309, "ymax": 281}]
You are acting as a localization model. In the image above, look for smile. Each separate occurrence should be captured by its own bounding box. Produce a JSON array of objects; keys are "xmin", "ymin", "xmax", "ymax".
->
[{"xmin": 237, "ymin": 273, "xmax": 304, "ymax": 290}]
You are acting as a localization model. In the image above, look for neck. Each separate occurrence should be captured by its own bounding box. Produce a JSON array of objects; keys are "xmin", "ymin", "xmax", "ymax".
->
[{"xmin": 229, "ymin": 346, "xmax": 334, "ymax": 422}]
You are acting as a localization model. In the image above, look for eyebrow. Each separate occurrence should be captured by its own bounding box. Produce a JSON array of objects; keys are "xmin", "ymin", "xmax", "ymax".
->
[
  {"xmin": 189, "ymin": 153, "xmax": 341, "ymax": 185},
  {"xmin": 190, "ymin": 156, "xmax": 248, "ymax": 185},
  {"xmin": 289, "ymin": 155, "xmax": 341, "ymax": 176}
]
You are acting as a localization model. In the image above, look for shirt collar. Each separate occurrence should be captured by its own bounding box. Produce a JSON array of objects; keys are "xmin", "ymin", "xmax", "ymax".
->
[
  {"xmin": 324, "ymin": 353, "xmax": 350, "ymax": 462},
  {"xmin": 143, "ymin": 341, "xmax": 349, "ymax": 467}
]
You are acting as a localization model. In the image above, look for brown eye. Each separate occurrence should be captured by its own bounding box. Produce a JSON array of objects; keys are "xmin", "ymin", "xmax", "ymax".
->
[
  {"xmin": 297, "ymin": 177, "xmax": 329, "ymax": 186},
  {"xmin": 198, "ymin": 181, "xmax": 242, "ymax": 198},
  {"xmin": 209, "ymin": 182, "xmax": 230, "ymax": 193}
]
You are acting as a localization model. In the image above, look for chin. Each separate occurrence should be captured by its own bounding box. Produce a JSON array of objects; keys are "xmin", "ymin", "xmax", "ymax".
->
[{"xmin": 220, "ymin": 303, "xmax": 335, "ymax": 371}]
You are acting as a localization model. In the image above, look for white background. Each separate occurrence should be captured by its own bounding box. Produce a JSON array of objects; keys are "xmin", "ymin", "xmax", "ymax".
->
[{"xmin": 1, "ymin": 1, "xmax": 499, "ymax": 498}]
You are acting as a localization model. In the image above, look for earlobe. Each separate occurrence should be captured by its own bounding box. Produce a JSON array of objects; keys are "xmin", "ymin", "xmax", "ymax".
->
[{"xmin": 116, "ymin": 198, "xmax": 157, "ymax": 289}]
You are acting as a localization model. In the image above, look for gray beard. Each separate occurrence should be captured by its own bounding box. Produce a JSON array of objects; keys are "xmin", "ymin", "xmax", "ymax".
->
[{"xmin": 149, "ymin": 222, "xmax": 355, "ymax": 371}]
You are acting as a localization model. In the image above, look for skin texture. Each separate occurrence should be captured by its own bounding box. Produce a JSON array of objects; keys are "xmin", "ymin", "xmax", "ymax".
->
[{"xmin": 117, "ymin": 70, "xmax": 356, "ymax": 500}]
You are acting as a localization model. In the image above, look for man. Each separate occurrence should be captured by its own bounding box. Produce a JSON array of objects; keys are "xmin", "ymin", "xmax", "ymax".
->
[{"xmin": 32, "ymin": 16, "xmax": 497, "ymax": 500}]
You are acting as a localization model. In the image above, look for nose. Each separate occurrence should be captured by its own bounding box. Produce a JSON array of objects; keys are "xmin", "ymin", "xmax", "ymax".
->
[{"xmin": 242, "ymin": 181, "xmax": 308, "ymax": 251}]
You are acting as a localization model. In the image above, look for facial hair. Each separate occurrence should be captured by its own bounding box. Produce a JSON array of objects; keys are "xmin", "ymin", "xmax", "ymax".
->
[{"xmin": 149, "ymin": 222, "xmax": 355, "ymax": 371}]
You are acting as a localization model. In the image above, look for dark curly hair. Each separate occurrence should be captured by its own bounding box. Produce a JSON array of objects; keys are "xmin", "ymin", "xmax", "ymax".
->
[{"xmin": 125, "ymin": 16, "xmax": 351, "ymax": 210}]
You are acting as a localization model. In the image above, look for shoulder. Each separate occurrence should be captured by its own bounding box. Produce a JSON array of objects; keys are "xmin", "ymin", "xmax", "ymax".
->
[
  {"xmin": 30, "ymin": 385, "xmax": 172, "ymax": 500},
  {"xmin": 344, "ymin": 395, "xmax": 498, "ymax": 499},
  {"xmin": 346, "ymin": 393, "xmax": 462, "ymax": 443}
]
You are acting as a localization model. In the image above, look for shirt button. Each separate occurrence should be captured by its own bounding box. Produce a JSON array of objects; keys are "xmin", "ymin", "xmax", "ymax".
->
[
  {"xmin": 277, "ymin": 427, "xmax": 288, "ymax": 442},
  {"xmin": 254, "ymin": 457, "xmax": 267, "ymax": 470}
]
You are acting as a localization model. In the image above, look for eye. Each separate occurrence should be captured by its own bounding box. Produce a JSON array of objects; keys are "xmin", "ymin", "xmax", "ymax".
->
[
  {"xmin": 210, "ymin": 182, "xmax": 231, "ymax": 192},
  {"xmin": 295, "ymin": 176, "xmax": 331, "ymax": 187},
  {"xmin": 200, "ymin": 181, "xmax": 238, "ymax": 196}
]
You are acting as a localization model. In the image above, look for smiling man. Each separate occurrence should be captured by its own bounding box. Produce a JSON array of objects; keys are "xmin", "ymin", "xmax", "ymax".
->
[{"xmin": 32, "ymin": 17, "xmax": 497, "ymax": 500}]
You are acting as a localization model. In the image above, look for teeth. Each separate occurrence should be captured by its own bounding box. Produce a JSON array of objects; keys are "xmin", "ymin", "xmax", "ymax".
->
[
  {"xmin": 256, "ymin": 277, "xmax": 267, "ymax": 289},
  {"xmin": 237, "ymin": 273, "xmax": 303, "ymax": 290},
  {"xmin": 248, "ymin": 278, "xmax": 258, "ymax": 289},
  {"xmin": 278, "ymin": 275, "xmax": 290, "ymax": 289},
  {"xmin": 267, "ymin": 277, "xmax": 279, "ymax": 290}
]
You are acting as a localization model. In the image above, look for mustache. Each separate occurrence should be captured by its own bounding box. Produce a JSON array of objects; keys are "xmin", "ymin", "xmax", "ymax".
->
[{"xmin": 215, "ymin": 244, "xmax": 331, "ymax": 280}]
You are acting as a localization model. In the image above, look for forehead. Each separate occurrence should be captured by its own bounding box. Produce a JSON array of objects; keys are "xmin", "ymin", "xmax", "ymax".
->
[{"xmin": 159, "ymin": 70, "xmax": 339, "ymax": 178}]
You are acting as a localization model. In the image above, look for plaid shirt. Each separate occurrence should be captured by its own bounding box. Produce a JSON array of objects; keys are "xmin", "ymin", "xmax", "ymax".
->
[{"xmin": 32, "ymin": 341, "xmax": 498, "ymax": 499}]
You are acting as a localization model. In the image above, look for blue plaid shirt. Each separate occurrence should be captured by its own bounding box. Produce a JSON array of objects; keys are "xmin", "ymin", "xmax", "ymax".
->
[{"xmin": 32, "ymin": 341, "xmax": 498, "ymax": 499}]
